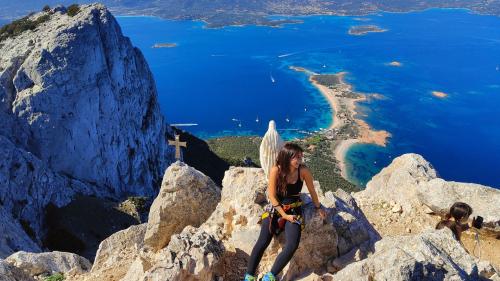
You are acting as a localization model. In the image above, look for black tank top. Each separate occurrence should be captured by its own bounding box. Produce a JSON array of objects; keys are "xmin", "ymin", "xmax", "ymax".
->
[{"xmin": 278, "ymin": 165, "xmax": 303, "ymax": 204}]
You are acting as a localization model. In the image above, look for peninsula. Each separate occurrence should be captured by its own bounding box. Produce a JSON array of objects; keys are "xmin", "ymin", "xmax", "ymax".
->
[{"xmin": 290, "ymin": 66, "xmax": 391, "ymax": 178}]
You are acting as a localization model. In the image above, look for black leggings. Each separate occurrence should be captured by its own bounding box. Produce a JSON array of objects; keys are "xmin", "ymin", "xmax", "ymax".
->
[{"xmin": 246, "ymin": 216, "xmax": 302, "ymax": 276}]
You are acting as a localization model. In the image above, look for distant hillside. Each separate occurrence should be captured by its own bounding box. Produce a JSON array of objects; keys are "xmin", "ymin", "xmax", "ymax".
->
[{"xmin": 1, "ymin": 0, "xmax": 499, "ymax": 27}]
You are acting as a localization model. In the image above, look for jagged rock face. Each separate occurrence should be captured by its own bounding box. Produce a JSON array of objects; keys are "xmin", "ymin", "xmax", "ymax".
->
[
  {"xmin": 0, "ymin": 3, "xmax": 176, "ymax": 197},
  {"xmin": 144, "ymin": 162, "xmax": 221, "ymax": 251},
  {"xmin": 5, "ymin": 251, "xmax": 91, "ymax": 277},
  {"xmin": 0, "ymin": 135, "xmax": 97, "ymax": 253},
  {"xmin": 333, "ymin": 229, "xmax": 482, "ymax": 281},
  {"xmin": 0, "ymin": 204, "xmax": 41, "ymax": 259}
]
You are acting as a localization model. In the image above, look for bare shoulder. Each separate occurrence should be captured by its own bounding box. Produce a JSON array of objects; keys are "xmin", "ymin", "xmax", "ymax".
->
[
  {"xmin": 270, "ymin": 165, "xmax": 279, "ymax": 175},
  {"xmin": 300, "ymin": 164, "xmax": 312, "ymax": 177}
]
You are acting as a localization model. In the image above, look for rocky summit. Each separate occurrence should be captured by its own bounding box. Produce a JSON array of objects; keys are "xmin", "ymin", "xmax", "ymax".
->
[{"xmin": 1, "ymin": 155, "xmax": 495, "ymax": 281}]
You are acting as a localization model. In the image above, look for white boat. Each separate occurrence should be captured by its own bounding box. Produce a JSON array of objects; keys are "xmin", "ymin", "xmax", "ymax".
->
[
  {"xmin": 304, "ymin": 107, "xmax": 307, "ymax": 112},
  {"xmin": 231, "ymin": 118, "xmax": 238, "ymax": 122},
  {"xmin": 285, "ymin": 117, "xmax": 290, "ymax": 122},
  {"xmin": 322, "ymin": 64, "xmax": 326, "ymax": 68},
  {"xmin": 256, "ymin": 116, "xmax": 259, "ymax": 122},
  {"xmin": 496, "ymin": 65, "xmax": 499, "ymax": 71},
  {"xmin": 270, "ymin": 75, "xmax": 275, "ymax": 83},
  {"xmin": 238, "ymin": 122, "xmax": 242, "ymax": 127}
]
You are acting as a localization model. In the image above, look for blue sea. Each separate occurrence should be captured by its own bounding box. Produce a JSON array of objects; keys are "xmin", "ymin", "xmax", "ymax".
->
[{"xmin": 116, "ymin": 9, "xmax": 500, "ymax": 188}]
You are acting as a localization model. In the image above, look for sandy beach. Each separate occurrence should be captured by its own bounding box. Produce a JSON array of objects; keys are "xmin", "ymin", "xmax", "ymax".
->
[{"xmin": 291, "ymin": 67, "xmax": 391, "ymax": 179}]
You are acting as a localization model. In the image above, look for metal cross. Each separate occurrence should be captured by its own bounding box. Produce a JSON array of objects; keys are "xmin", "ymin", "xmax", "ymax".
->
[{"xmin": 168, "ymin": 134, "xmax": 186, "ymax": 160}]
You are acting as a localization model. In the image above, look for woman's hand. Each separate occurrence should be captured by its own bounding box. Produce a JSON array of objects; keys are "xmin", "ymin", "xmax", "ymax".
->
[
  {"xmin": 317, "ymin": 208, "xmax": 327, "ymax": 220},
  {"xmin": 284, "ymin": 214, "xmax": 298, "ymax": 223}
]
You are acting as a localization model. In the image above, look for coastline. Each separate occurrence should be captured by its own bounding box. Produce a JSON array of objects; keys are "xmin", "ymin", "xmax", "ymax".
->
[{"xmin": 291, "ymin": 67, "xmax": 390, "ymax": 179}]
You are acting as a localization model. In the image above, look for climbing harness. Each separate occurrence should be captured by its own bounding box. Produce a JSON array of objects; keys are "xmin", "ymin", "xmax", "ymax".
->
[{"xmin": 258, "ymin": 200, "xmax": 305, "ymax": 234}]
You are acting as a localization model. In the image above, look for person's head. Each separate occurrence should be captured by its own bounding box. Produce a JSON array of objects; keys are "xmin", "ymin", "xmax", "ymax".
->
[
  {"xmin": 446, "ymin": 202, "xmax": 473, "ymax": 224},
  {"xmin": 275, "ymin": 142, "xmax": 304, "ymax": 196},
  {"xmin": 436, "ymin": 202, "xmax": 473, "ymax": 241}
]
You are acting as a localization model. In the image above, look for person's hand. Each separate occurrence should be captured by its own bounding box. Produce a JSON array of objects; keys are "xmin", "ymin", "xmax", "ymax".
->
[
  {"xmin": 284, "ymin": 214, "xmax": 298, "ymax": 223},
  {"xmin": 317, "ymin": 207, "xmax": 327, "ymax": 219}
]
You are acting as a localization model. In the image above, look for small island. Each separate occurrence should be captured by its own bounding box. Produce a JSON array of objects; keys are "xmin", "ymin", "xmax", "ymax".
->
[
  {"xmin": 151, "ymin": 43, "xmax": 177, "ymax": 48},
  {"xmin": 348, "ymin": 25, "xmax": 388, "ymax": 36},
  {"xmin": 432, "ymin": 91, "xmax": 449, "ymax": 98}
]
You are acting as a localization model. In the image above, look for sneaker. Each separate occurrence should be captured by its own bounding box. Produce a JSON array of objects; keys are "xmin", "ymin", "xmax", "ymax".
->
[
  {"xmin": 261, "ymin": 272, "xmax": 277, "ymax": 281},
  {"xmin": 244, "ymin": 273, "xmax": 256, "ymax": 281}
]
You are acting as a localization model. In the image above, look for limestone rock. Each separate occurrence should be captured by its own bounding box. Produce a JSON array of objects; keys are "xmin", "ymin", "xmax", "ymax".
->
[
  {"xmin": 0, "ymin": 206, "xmax": 41, "ymax": 259},
  {"xmin": 0, "ymin": 3, "xmax": 176, "ymax": 256},
  {"xmin": 5, "ymin": 251, "xmax": 91, "ymax": 277},
  {"xmin": 144, "ymin": 162, "xmax": 221, "ymax": 251},
  {"xmin": 124, "ymin": 225, "xmax": 224, "ymax": 281},
  {"xmin": 333, "ymin": 228, "xmax": 483, "ymax": 281},
  {"xmin": 417, "ymin": 178, "xmax": 500, "ymax": 233},
  {"xmin": 0, "ymin": 3, "xmax": 176, "ymax": 198},
  {"xmin": 0, "ymin": 135, "xmax": 96, "ymax": 253},
  {"xmin": 356, "ymin": 153, "xmax": 437, "ymax": 211},
  {"xmin": 259, "ymin": 120, "xmax": 284, "ymax": 179},
  {"xmin": 89, "ymin": 224, "xmax": 147, "ymax": 280},
  {"xmin": 0, "ymin": 259, "xmax": 35, "ymax": 281}
]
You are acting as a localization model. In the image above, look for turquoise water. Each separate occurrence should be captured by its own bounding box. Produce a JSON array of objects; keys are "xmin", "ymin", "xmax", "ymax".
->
[{"xmin": 117, "ymin": 9, "xmax": 500, "ymax": 188}]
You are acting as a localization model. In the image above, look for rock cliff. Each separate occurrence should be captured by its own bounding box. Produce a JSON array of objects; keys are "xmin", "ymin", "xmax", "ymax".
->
[{"xmin": 0, "ymin": 3, "xmax": 176, "ymax": 257}]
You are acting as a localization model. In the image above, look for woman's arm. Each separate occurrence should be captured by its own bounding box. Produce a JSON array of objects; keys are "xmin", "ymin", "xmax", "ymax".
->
[
  {"xmin": 302, "ymin": 166, "xmax": 321, "ymax": 208},
  {"xmin": 268, "ymin": 166, "xmax": 288, "ymax": 217}
]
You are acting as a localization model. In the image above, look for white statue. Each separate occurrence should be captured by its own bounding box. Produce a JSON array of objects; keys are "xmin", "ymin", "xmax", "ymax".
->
[{"xmin": 260, "ymin": 120, "xmax": 284, "ymax": 180}]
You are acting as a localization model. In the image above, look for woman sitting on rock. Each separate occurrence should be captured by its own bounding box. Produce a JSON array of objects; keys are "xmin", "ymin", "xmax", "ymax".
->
[
  {"xmin": 243, "ymin": 143, "xmax": 327, "ymax": 281},
  {"xmin": 435, "ymin": 202, "xmax": 475, "ymax": 242}
]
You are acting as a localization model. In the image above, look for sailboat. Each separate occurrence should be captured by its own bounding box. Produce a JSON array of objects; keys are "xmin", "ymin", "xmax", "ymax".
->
[
  {"xmin": 256, "ymin": 116, "xmax": 259, "ymax": 122},
  {"xmin": 270, "ymin": 75, "xmax": 275, "ymax": 83},
  {"xmin": 285, "ymin": 117, "xmax": 290, "ymax": 122},
  {"xmin": 304, "ymin": 107, "xmax": 307, "ymax": 112}
]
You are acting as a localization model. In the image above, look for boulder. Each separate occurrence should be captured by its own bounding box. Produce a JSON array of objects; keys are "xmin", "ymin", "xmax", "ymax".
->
[
  {"xmin": 144, "ymin": 162, "xmax": 221, "ymax": 251},
  {"xmin": 5, "ymin": 251, "xmax": 91, "ymax": 277},
  {"xmin": 333, "ymin": 228, "xmax": 483, "ymax": 281},
  {"xmin": 89, "ymin": 224, "xmax": 147, "ymax": 280}
]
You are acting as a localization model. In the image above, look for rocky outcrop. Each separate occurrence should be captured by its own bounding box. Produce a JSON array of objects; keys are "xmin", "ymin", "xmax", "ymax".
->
[
  {"xmin": 144, "ymin": 161, "xmax": 221, "ymax": 251},
  {"xmin": 417, "ymin": 179, "xmax": 500, "ymax": 233},
  {"xmin": 333, "ymin": 228, "xmax": 484, "ymax": 281},
  {"xmin": 0, "ymin": 3, "xmax": 176, "ymax": 256},
  {"xmin": 5, "ymin": 251, "xmax": 91, "ymax": 278},
  {"xmin": 356, "ymin": 153, "xmax": 500, "ymax": 235}
]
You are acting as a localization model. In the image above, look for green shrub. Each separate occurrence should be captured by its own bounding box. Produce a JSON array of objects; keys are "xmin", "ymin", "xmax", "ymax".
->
[
  {"xmin": 42, "ymin": 5, "xmax": 51, "ymax": 12},
  {"xmin": 67, "ymin": 4, "xmax": 80, "ymax": 17},
  {"xmin": 0, "ymin": 14, "xmax": 51, "ymax": 42},
  {"xmin": 44, "ymin": 273, "xmax": 64, "ymax": 281}
]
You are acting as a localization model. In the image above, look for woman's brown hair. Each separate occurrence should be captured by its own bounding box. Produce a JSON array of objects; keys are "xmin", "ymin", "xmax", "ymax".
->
[
  {"xmin": 275, "ymin": 142, "xmax": 303, "ymax": 197},
  {"xmin": 436, "ymin": 202, "xmax": 473, "ymax": 241}
]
